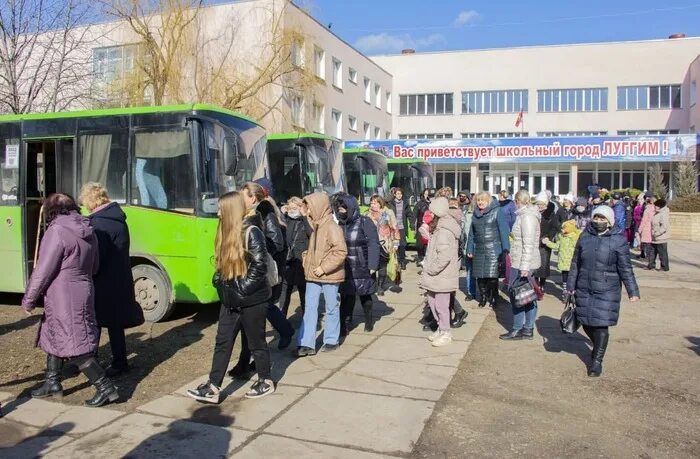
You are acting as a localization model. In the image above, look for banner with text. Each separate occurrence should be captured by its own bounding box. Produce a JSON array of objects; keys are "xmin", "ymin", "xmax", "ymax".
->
[{"xmin": 344, "ymin": 135, "xmax": 699, "ymax": 164}]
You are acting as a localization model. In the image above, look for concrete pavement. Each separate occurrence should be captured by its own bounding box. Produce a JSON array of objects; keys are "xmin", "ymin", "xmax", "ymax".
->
[{"xmin": 0, "ymin": 263, "xmax": 491, "ymax": 458}]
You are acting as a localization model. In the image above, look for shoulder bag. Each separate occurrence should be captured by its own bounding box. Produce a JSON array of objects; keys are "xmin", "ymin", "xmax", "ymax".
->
[{"xmin": 560, "ymin": 294, "xmax": 579, "ymax": 334}]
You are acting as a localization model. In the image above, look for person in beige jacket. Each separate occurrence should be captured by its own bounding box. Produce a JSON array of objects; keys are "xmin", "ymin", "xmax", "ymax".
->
[
  {"xmin": 297, "ymin": 192, "xmax": 348, "ymax": 356},
  {"xmin": 648, "ymin": 199, "xmax": 670, "ymax": 271},
  {"xmin": 420, "ymin": 197, "xmax": 462, "ymax": 347}
]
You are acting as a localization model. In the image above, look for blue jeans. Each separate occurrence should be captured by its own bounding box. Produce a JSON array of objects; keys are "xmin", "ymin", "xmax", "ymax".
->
[
  {"xmin": 463, "ymin": 258, "xmax": 477, "ymax": 298},
  {"xmin": 508, "ymin": 267, "xmax": 538, "ymax": 331},
  {"xmin": 298, "ymin": 282, "xmax": 340, "ymax": 348}
]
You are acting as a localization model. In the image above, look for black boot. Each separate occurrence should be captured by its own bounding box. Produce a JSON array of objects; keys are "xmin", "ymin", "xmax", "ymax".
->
[
  {"xmin": 450, "ymin": 310, "xmax": 467, "ymax": 328},
  {"xmin": 488, "ymin": 279, "xmax": 499, "ymax": 308},
  {"xmin": 32, "ymin": 355, "xmax": 63, "ymax": 399},
  {"xmin": 361, "ymin": 298, "xmax": 374, "ymax": 332},
  {"xmin": 588, "ymin": 328, "xmax": 609, "ymax": 377},
  {"xmin": 80, "ymin": 357, "xmax": 119, "ymax": 407},
  {"xmin": 477, "ymin": 279, "xmax": 488, "ymax": 308}
]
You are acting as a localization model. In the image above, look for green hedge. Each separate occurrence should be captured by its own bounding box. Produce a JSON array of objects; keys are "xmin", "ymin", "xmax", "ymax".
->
[
  {"xmin": 599, "ymin": 188, "xmax": 643, "ymax": 200},
  {"xmin": 669, "ymin": 193, "xmax": 700, "ymax": 213}
]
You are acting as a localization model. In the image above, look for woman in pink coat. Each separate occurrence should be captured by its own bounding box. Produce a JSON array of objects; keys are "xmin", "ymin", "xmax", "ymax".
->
[
  {"xmin": 22, "ymin": 194, "xmax": 118, "ymax": 407},
  {"xmin": 636, "ymin": 195, "xmax": 655, "ymax": 259}
]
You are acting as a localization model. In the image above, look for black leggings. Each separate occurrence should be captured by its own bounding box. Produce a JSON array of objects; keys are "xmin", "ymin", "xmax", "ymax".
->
[
  {"xmin": 340, "ymin": 294, "xmax": 373, "ymax": 321},
  {"xmin": 209, "ymin": 302, "xmax": 271, "ymax": 387}
]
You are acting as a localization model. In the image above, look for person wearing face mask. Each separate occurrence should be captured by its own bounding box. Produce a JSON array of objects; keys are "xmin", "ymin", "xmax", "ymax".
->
[
  {"xmin": 560, "ymin": 194, "xmax": 575, "ymax": 221},
  {"xmin": 467, "ymin": 191, "xmax": 511, "ymax": 308},
  {"xmin": 566, "ymin": 206, "xmax": 640, "ymax": 377},
  {"xmin": 572, "ymin": 197, "xmax": 592, "ymax": 230},
  {"xmin": 331, "ymin": 193, "xmax": 381, "ymax": 335},
  {"xmin": 279, "ymin": 197, "xmax": 312, "ymax": 318}
]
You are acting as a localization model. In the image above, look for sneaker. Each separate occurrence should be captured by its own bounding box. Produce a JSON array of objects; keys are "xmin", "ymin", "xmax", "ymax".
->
[
  {"xmin": 450, "ymin": 310, "xmax": 468, "ymax": 328},
  {"xmin": 296, "ymin": 346, "xmax": 317, "ymax": 357},
  {"xmin": 187, "ymin": 382, "xmax": 220, "ymax": 404},
  {"xmin": 321, "ymin": 344, "xmax": 338, "ymax": 352},
  {"xmin": 245, "ymin": 379, "xmax": 275, "ymax": 399},
  {"xmin": 427, "ymin": 330, "xmax": 441, "ymax": 342},
  {"xmin": 432, "ymin": 331, "xmax": 452, "ymax": 347}
]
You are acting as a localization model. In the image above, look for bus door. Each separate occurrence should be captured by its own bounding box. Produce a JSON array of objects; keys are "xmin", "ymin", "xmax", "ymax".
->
[
  {"xmin": 0, "ymin": 126, "xmax": 22, "ymax": 292},
  {"xmin": 23, "ymin": 138, "xmax": 75, "ymax": 279}
]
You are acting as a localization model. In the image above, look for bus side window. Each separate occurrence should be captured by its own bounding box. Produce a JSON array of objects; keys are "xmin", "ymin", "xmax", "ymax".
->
[
  {"xmin": 79, "ymin": 132, "xmax": 128, "ymax": 203},
  {"xmin": 0, "ymin": 140, "xmax": 20, "ymax": 205}
]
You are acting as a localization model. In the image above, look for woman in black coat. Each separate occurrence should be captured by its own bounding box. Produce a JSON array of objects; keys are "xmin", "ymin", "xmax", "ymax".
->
[
  {"xmin": 80, "ymin": 183, "xmax": 144, "ymax": 377},
  {"xmin": 188, "ymin": 191, "xmax": 274, "ymax": 403},
  {"xmin": 332, "ymin": 193, "xmax": 380, "ymax": 335},
  {"xmin": 280, "ymin": 197, "xmax": 313, "ymax": 317},
  {"xmin": 533, "ymin": 192, "xmax": 567, "ymax": 288},
  {"xmin": 566, "ymin": 206, "xmax": 640, "ymax": 377}
]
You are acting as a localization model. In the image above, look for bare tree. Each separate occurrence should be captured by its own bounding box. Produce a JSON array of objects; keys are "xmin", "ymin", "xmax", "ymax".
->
[{"xmin": 0, "ymin": 0, "xmax": 96, "ymax": 114}]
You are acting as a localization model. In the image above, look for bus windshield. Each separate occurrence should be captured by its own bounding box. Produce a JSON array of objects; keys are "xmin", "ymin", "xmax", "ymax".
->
[
  {"xmin": 303, "ymin": 139, "xmax": 345, "ymax": 196},
  {"xmin": 345, "ymin": 153, "xmax": 389, "ymax": 205}
]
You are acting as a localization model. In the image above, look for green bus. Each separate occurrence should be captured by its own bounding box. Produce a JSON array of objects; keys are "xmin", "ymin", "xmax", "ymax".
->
[
  {"xmin": 267, "ymin": 133, "xmax": 346, "ymax": 204},
  {"xmin": 387, "ymin": 159, "xmax": 434, "ymax": 244},
  {"xmin": 342, "ymin": 148, "xmax": 390, "ymax": 208},
  {"xmin": 0, "ymin": 104, "xmax": 268, "ymax": 322}
]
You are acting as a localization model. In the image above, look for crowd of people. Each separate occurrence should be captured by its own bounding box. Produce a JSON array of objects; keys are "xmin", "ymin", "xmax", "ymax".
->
[{"xmin": 22, "ymin": 179, "xmax": 663, "ymax": 407}]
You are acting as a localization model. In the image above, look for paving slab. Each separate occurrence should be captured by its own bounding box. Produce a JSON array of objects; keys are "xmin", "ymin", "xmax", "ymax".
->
[
  {"xmin": 235, "ymin": 434, "xmax": 394, "ymax": 458},
  {"xmin": 339, "ymin": 332, "xmax": 375, "ymax": 347},
  {"xmin": 148, "ymin": 384, "xmax": 308, "ymax": 432},
  {"xmin": 357, "ymin": 335, "xmax": 471, "ymax": 367},
  {"xmin": 44, "ymin": 413, "xmax": 251, "ymax": 458},
  {"xmin": 2, "ymin": 398, "xmax": 70, "ymax": 428},
  {"xmin": 349, "ymin": 317, "xmax": 400, "ymax": 336},
  {"xmin": 0, "ymin": 420, "xmax": 75, "ymax": 459},
  {"xmin": 321, "ymin": 357, "xmax": 457, "ymax": 401},
  {"xmin": 266, "ymin": 388, "xmax": 434, "ymax": 454},
  {"xmin": 0, "ymin": 391, "xmax": 14, "ymax": 403},
  {"xmin": 351, "ymin": 301, "xmax": 420, "ymax": 320},
  {"xmin": 46, "ymin": 405, "xmax": 124, "ymax": 434},
  {"xmin": 386, "ymin": 315, "xmax": 484, "ymax": 342}
]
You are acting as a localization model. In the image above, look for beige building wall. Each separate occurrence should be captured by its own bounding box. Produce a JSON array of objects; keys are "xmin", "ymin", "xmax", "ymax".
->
[
  {"xmin": 689, "ymin": 54, "xmax": 700, "ymax": 133},
  {"xmin": 372, "ymin": 38, "xmax": 700, "ymax": 138}
]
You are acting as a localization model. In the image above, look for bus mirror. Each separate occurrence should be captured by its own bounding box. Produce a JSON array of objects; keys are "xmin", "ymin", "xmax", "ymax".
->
[{"xmin": 223, "ymin": 136, "xmax": 239, "ymax": 175}]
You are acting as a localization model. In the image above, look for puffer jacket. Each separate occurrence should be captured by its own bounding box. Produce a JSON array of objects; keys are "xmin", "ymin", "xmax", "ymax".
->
[
  {"xmin": 612, "ymin": 201, "xmax": 627, "ymax": 232},
  {"xmin": 448, "ymin": 208, "xmax": 465, "ymax": 259},
  {"xmin": 467, "ymin": 200, "xmax": 511, "ymax": 278},
  {"xmin": 546, "ymin": 229, "xmax": 581, "ymax": 271},
  {"xmin": 256, "ymin": 199, "xmax": 286, "ymax": 271},
  {"xmin": 214, "ymin": 215, "xmax": 272, "ymax": 309},
  {"xmin": 414, "ymin": 197, "xmax": 430, "ymax": 232},
  {"xmin": 421, "ymin": 213, "xmax": 462, "ymax": 293},
  {"xmin": 499, "ymin": 199, "xmax": 517, "ymax": 230},
  {"xmin": 303, "ymin": 192, "xmax": 347, "ymax": 283},
  {"xmin": 567, "ymin": 225, "xmax": 640, "ymax": 327},
  {"xmin": 638, "ymin": 203, "xmax": 654, "ymax": 244},
  {"xmin": 651, "ymin": 206, "xmax": 670, "ymax": 243},
  {"xmin": 283, "ymin": 213, "xmax": 312, "ymax": 261},
  {"xmin": 334, "ymin": 194, "xmax": 380, "ymax": 295},
  {"xmin": 510, "ymin": 205, "xmax": 541, "ymax": 272}
]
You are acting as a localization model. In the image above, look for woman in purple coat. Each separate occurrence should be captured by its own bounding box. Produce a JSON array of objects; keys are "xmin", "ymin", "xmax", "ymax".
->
[{"xmin": 22, "ymin": 194, "xmax": 119, "ymax": 407}]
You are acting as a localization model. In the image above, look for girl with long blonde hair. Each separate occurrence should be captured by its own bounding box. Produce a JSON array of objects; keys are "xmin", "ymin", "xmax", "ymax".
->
[{"xmin": 188, "ymin": 191, "xmax": 275, "ymax": 403}]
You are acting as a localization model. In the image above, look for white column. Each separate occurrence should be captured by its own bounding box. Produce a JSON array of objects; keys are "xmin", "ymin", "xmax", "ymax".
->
[
  {"xmin": 571, "ymin": 163, "xmax": 579, "ymax": 197},
  {"xmin": 470, "ymin": 163, "xmax": 478, "ymax": 193}
]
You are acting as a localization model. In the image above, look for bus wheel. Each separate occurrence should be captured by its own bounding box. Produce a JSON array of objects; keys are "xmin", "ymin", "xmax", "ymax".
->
[{"xmin": 132, "ymin": 264, "xmax": 173, "ymax": 322}]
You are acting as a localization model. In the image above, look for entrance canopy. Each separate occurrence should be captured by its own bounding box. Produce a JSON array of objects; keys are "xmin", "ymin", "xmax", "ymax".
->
[{"xmin": 345, "ymin": 134, "xmax": 699, "ymax": 164}]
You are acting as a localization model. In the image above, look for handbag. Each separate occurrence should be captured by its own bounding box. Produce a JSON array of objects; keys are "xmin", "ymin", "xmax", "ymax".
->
[
  {"xmin": 244, "ymin": 226, "xmax": 280, "ymax": 287},
  {"xmin": 387, "ymin": 250, "xmax": 399, "ymax": 282},
  {"xmin": 560, "ymin": 294, "xmax": 579, "ymax": 334},
  {"xmin": 509, "ymin": 277, "xmax": 538, "ymax": 308}
]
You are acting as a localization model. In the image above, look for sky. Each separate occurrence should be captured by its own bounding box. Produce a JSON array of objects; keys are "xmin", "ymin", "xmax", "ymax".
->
[{"xmin": 296, "ymin": 0, "xmax": 700, "ymax": 55}]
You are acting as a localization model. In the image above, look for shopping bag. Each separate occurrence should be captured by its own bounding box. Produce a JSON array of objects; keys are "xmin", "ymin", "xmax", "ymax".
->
[{"xmin": 387, "ymin": 250, "xmax": 398, "ymax": 282}]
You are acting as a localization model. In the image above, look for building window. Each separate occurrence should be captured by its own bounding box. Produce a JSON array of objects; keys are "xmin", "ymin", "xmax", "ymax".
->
[
  {"xmin": 617, "ymin": 85, "xmax": 681, "ymax": 110},
  {"xmin": 399, "ymin": 93, "xmax": 454, "ymax": 116},
  {"xmin": 291, "ymin": 94, "xmax": 304, "ymax": 126},
  {"xmin": 374, "ymin": 127, "xmax": 381, "ymax": 140},
  {"xmin": 385, "ymin": 131, "xmax": 391, "ymax": 139},
  {"xmin": 332, "ymin": 58, "xmax": 342, "ymax": 89},
  {"xmin": 617, "ymin": 129, "xmax": 680, "ymax": 135},
  {"xmin": 331, "ymin": 109, "xmax": 342, "ymax": 138},
  {"xmin": 312, "ymin": 102, "xmax": 325, "ymax": 134},
  {"xmin": 348, "ymin": 67, "xmax": 358, "ymax": 84},
  {"xmin": 363, "ymin": 122, "xmax": 370, "ymax": 140},
  {"xmin": 690, "ymin": 80, "xmax": 696, "ymax": 106},
  {"xmin": 399, "ymin": 133, "xmax": 454, "ymax": 139},
  {"xmin": 348, "ymin": 115, "xmax": 357, "ymax": 132},
  {"xmin": 364, "ymin": 78, "xmax": 371, "ymax": 103},
  {"xmin": 374, "ymin": 84, "xmax": 381, "ymax": 109},
  {"xmin": 93, "ymin": 44, "xmax": 140, "ymax": 87},
  {"xmin": 537, "ymin": 88, "xmax": 608, "ymax": 112},
  {"xmin": 461, "ymin": 132, "xmax": 528, "ymax": 138},
  {"xmin": 537, "ymin": 131, "xmax": 607, "ymax": 137},
  {"xmin": 291, "ymin": 40, "xmax": 304, "ymax": 67},
  {"xmin": 461, "ymin": 89, "xmax": 528, "ymax": 114},
  {"xmin": 314, "ymin": 46, "xmax": 325, "ymax": 80},
  {"xmin": 386, "ymin": 91, "xmax": 392, "ymax": 114}
]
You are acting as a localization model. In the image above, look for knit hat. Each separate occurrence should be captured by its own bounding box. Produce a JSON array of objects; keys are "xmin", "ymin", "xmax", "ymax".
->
[
  {"xmin": 534, "ymin": 191, "xmax": 549, "ymax": 204},
  {"xmin": 561, "ymin": 193, "xmax": 575, "ymax": 204},
  {"xmin": 575, "ymin": 197, "xmax": 587, "ymax": 207},
  {"xmin": 562, "ymin": 219, "xmax": 577, "ymax": 234},
  {"xmin": 429, "ymin": 197, "xmax": 449, "ymax": 218},
  {"xmin": 253, "ymin": 177, "xmax": 274, "ymax": 197},
  {"xmin": 655, "ymin": 199, "xmax": 666, "ymax": 209},
  {"xmin": 592, "ymin": 206, "xmax": 615, "ymax": 227}
]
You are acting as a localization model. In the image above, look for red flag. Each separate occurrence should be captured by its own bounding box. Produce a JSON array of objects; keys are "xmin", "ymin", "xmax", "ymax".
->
[{"xmin": 514, "ymin": 111, "xmax": 523, "ymax": 127}]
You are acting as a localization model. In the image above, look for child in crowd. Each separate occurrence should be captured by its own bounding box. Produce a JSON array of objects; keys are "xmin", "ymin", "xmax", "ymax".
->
[{"xmin": 542, "ymin": 219, "xmax": 581, "ymax": 292}]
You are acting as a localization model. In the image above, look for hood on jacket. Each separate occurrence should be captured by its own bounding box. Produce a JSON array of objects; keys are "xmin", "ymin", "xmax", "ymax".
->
[
  {"xmin": 655, "ymin": 206, "xmax": 670, "ymax": 217},
  {"xmin": 499, "ymin": 198, "xmax": 513, "ymax": 207},
  {"xmin": 475, "ymin": 198, "xmax": 499, "ymax": 217},
  {"xmin": 437, "ymin": 213, "xmax": 462, "ymax": 239},
  {"xmin": 304, "ymin": 192, "xmax": 332, "ymax": 225},
  {"xmin": 91, "ymin": 201, "xmax": 126, "ymax": 223},
  {"xmin": 429, "ymin": 197, "xmax": 449, "ymax": 217},
  {"xmin": 53, "ymin": 211, "xmax": 95, "ymax": 240},
  {"xmin": 448, "ymin": 208, "xmax": 463, "ymax": 225},
  {"xmin": 256, "ymin": 199, "xmax": 277, "ymax": 220},
  {"xmin": 244, "ymin": 211, "xmax": 264, "ymax": 230},
  {"xmin": 332, "ymin": 193, "xmax": 359, "ymax": 225}
]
